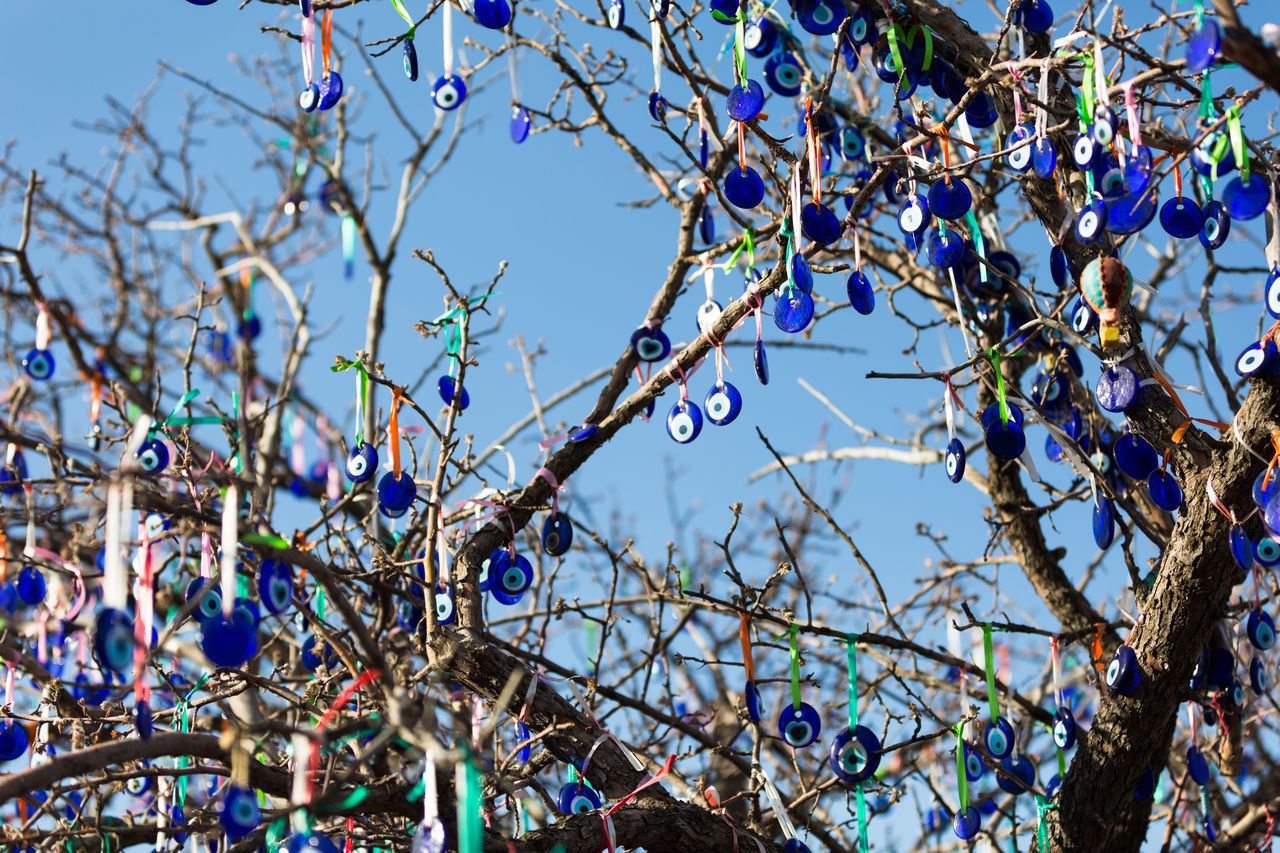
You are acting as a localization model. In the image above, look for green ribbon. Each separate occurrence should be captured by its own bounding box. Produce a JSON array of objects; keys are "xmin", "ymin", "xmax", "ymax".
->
[
  {"xmin": 1034, "ymin": 795, "xmax": 1058, "ymax": 852},
  {"xmin": 983, "ymin": 623, "xmax": 1001, "ymax": 721},
  {"xmin": 954, "ymin": 722, "xmax": 969, "ymax": 810},
  {"xmin": 732, "ymin": 18, "xmax": 748, "ymax": 80},
  {"xmin": 330, "ymin": 359, "xmax": 371, "ymax": 445},
  {"xmin": 322, "ymin": 786, "xmax": 370, "ymax": 812},
  {"xmin": 243, "ymin": 532, "xmax": 290, "ymax": 550},
  {"xmin": 391, "ymin": 0, "xmax": 416, "ymax": 34},
  {"xmin": 722, "ymin": 228, "xmax": 756, "ymax": 273},
  {"xmin": 430, "ymin": 294, "xmax": 498, "ymax": 379},
  {"xmin": 1226, "ymin": 105, "xmax": 1248, "ymax": 182},
  {"xmin": 459, "ymin": 744, "xmax": 482, "ymax": 853},
  {"xmin": 1079, "ymin": 56, "xmax": 1095, "ymax": 127},
  {"xmin": 841, "ymin": 633, "xmax": 869, "ymax": 853},
  {"xmin": 886, "ymin": 25, "xmax": 906, "ymax": 89},
  {"xmin": 963, "ymin": 211, "xmax": 987, "ymax": 286},
  {"xmin": 787, "ymin": 625, "xmax": 802, "ymax": 711},
  {"xmin": 986, "ymin": 348, "xmax": 1013, "ymax": 426},
  {"xmin": 174, "ymin": 672, "xmax": 212, "ymax": 805},
  {"xmin": 1193, "ymin": 0, "xmax": 1205, "ymax": 28},
  {"xmin": 1199, "ymin": 71, "xmax": 1215, "ymax": 120}
]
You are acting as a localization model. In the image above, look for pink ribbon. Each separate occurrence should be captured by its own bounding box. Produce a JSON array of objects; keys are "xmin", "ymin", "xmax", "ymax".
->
[
  {"xmin": 1123, "ymin": 80, "xmax": 1142, "ymax": 149},
  {"xmin": 535, "ymin": 467, "xmax": 565, "ymax": 516},
  {"xmin": 599, "ymin": 754, "xmax": 676, "ymax": 853},
  {"xmin": 301, "ymin": 10, "xmax": 316, "ymax": 87},
  {"xmin": 24, "ymin": 546, "xmax": 86, "ymax": 623}
]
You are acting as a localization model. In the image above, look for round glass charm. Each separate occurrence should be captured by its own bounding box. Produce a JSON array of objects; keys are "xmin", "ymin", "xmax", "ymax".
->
[
  {"xmin": 432, "ymin": 75, "xmax": 467, "ymax": 111},
  {"xmin": 983, "ymin": 716, "xmax": 1014, "ymax": 760},
  {"xmin": 136, "ymin": 438, "xmax": 170, "ymax": 476},
  {"xmin": 22, "ymin": 348, "xmax": 54, "ymax": 381},
  {"xmin": 630, "ymin": 326, "xmax": 671, "ymax": 362},
  {"xmin": 541, "ymin": 512, "xmax": 573, "ymax": 556},
  {"xmin": 1200, "ymin": 200, "xmax": 1230, "ymax": 249},
  {"xmin": 704, "ymin": 382, "xmax": 743, "ymax": 426},
  {"xmin": 438, "ymin": 375, "xmax": 470, "ymax": 410},
  {"xmin": 801, "ymin": 202, "xmax": 842, "ymax": 246},
  {"xmin": 345, "ymin": 441, "xmax": 378, "ymax": 483},
  {"xmin": 1125, "ymin": 144, "xmax": 1154, "ymax": 193},
  {"xmin": 724, "ymin": 167, "xmax": 765, "ymax": 209},
  {"xmin": 474, "ymin": 0, "xmax": 512, "ymax": 28},
  {"xmin": 1096, "ymin": 365, "xmax": 1140, "ymax": 413},
  {"xmin": 218, "ymin": 784, "xmax": 262, "ymax": 840},
  {"xmin": 927, "ymin": 180, "xmax": 971, "ymax": 221},
  {"xmin": 1160, "ymin": 197, "xmax": 1204, "ymax": 239},
  {"xmin": 1223, "ymin": 174, "xmax": 1270, "ymax": 221},
  {"xmin": 726, "ymin": 80, "xmax": 764, "ymax": 123},
  {"xmin": 300, "ymin": 83, "xmax": 321, "ymax": 112},
  {"xmin": 828, "ymin": 725, "xmax": 880, "ymax": 785},
  {"xmin": 847, "ymin": 270, "xmax": 874, "ymax": 314},
  {"xmin": 511, "ymin": 107, "xmax": 532, "ymax": 143},
  {"xmin": 403, "ymin": 38, "xmax": 419, "ymax": 81},
  {"xmin": 1005, "ymin": 126, "xmax": 1034, "ymax": 172},
  {"xmin": 897, "ymin": 194, "xmax": 932, "ymax": 236},
  {"xmin": 317, "ymin": 72, "xmax": 344, "ymax": 110},
  {"xmin": 606, "ymin": 0, "xmax": 624, "ymax": 28},
  {"xmin": 1032, "ymin": 138, "xmax": 1057, "ymax": 178},
  {"xmin": 257, "ymin": 560, "xmax": 294, "ymax": 614},
  {"xmin": 945, "ymin": 437, "xmax": 965, "ymax": 483},
  {"xmin": 1185, "ymin": 17, "xmax": 1222, "ymax": 74},
  {"xmin": 777, "ymin": 702, "xmax": 821, "ymax": 748},
  {"xmin": 764, "ymin": 52, "xmax": 803, "ymax": 97},
  {"xmin": 666, "ymin": 400, "xmax": 703, "ymax": 444},
  {"xmin": 1147, "ymin": 469, "xmax": 1183, "ymax": 512},
  {"xmin": 558, "ymin": 782, "xmax": 602, "ymax": 814},
  {"xmin": 774, "ymin": 289, "xmax": 815, "ymax": 333}
]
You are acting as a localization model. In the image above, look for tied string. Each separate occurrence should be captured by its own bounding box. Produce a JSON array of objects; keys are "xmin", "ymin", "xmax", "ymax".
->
[
  {"xmin": 454, "ymin": 496, "xmax": 516, "ymax": 548},
  {"xmin": 1050, "ymin": 637, "xmax": 1063, "ymax": 712},
  {"xmin": 721, "ymin": 228, "xmax": 756, "ymax": 273},
  {"xmin": 133, "ymin": 525, "xmax": 155, "ymax": 706},
  {"xmin": 953, "ymin": 722, "xmax": 969, "ymax": 811},
  {"xmin": 739, "ymin": 612, "xmax": 756, "ymax": 689},
  {"xmin": 986, "ymin": 347, "xmax": 1012, "ymax": 426},
  {"xmin": 1227, "ymin": 105, "xmax": 1249, "ymax": 183},
  {"xmin": 24, "ymin": 546, "xmax": 86, "ymax": 623},
  {"xmin": 535, "ymin": 467, "xmax": 565, "ymax": 516},
  {"xmin": 391, "ymin": 0, "xmax": 415, "ymax": 33},
  {"xmin": 1006, "ymin": 62, "xmax": 1025, "ymax": 125},
  {"xmin": 1034, "ymin": 795, "xmax": 1058, "ymax": 852},
  {"xmin": 839, "ymin": 633, "xmax": 870, "ymax": 852},
  {"xmin": 707, "ymin": 324, "xmax": 732, "ymax": 385},
  {"xmin": 308, "ymin": 669, "xmax": 383, "ymax": 801},
  {"xmin": 963, "ymin": 209, "xmax": 988, "ymax": 286},
  {"xmin": 430, "ymin": 294, "xmax": 495, "ymax": 379},
  {"xmin": 787, "ymin": 625, "xmax": 802, "ymax": 711},
  {"xmin": 301, "ymin": 4, "xmax": 315, "ymax": 86},
  {"xmin": 1123, "ymin": 80, "xmax": 1142, "ymax": 150},
  {"xmin": 1145, "ymin": 359, "xmax": 1228, "ymax": 444},
  {"xmin": 664, "ymin": 359, "xmax": 696, "ymax": 404},
  {"xmin": 330, "ymin": 359, "xmax": 372, "ymax": 445},
  {"xmin": 322, "ymin": 8, "xmax": 334, "ymax": 77},
  {"xmin": 174, "ymin": 673, "xmax": 212, "ymax": 807},
  {"xmin": 982, "ymin": 623, "xmax": 1001, "ymax": 723},
  {"xmin": 389, "ymin": 387, "xmax": 404, "ymax": 479},
  {"xmin": 599, "ymin": 755, "xmax": 676, "ymax": 853},
  {"xmin": 805, "ymin": 98, "xmax": 821, "ymax": 204}
]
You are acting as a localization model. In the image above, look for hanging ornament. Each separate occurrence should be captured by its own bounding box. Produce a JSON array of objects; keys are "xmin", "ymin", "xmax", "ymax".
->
[
  {"xmin": 433, "ymin": 3, "xmax": 468, "ymax": 110},
  {"xmin": 298, "ymin": 3, "xmax": 320, "ymax": 111},
  {"xmin": 1079, "ymin": 256, "xmax": 1133, "ymax": 348},
  {"xmin": 23, "ymin": 303, "xmax": 54, "ymax": 381},
  {"xmin": 776, "ymin": 625, "xmax": 821, "ymax": 748},
  {"xmin": 317, "ymin": 9, "xmax": 344, "ymax": 110}
]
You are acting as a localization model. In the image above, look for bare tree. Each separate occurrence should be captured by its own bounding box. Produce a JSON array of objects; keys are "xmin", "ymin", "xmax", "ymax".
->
[{"xmin": 2, "ymin": 0, "xmax": 1280, "ymax": 851}]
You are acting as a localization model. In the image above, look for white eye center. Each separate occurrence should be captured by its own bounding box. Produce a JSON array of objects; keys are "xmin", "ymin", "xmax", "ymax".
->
[
  {"xmin": 946, "ymin": 453, "xmax": 958, "ymax": 475},
  {"xmin": 1010, "ymin": 147, "xmax": 1030, "ymax": 168},
  {"xmin": 673, "ymin": 414, "xmax": 693, "ymax": 438},
  {"xmin": 1107, "ymin": 659, "xmax": 1121, "ymax": 684},
  {"xmin": 745, "ymin": 25, "xmax": 762, "ymax": 47},
  {"xmin": 347, "ymin": 456, "xmax": 366, "ymax": 476},
  {"xmin": 1080, "ymin": 212, "xmax": 1098, "ymax": 235},
  {"xmin": 1075, "ymin": 137, "xmax": 1093, "ymax": 161},
  {"xmin": 1205, "ymin": 220, "xmax": 1219, "ymax": 239},
  {"xmin": 901, "ymin": 205, "xmax": 922, "ymax": 231},
  {"xmin": 1240, "ymin": 349, "xmax": 1264, "ymax": 373},
  {"xmin": 1094, "ymin": 123, "xmax": 1113, "ymax": 144},
  {"xmin": 708, "ymin": 393, "xmax": 728, "ymax": 416}
]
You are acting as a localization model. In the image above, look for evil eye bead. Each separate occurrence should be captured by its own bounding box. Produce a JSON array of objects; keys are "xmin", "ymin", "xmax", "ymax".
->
[
  {"xmin": 1014, "ymin": 0, "xmax": 1053, "ymax": 33},
  {"xmin": 299, "ymin": 83, "xmax": 321, "ymax": 112},
  {"xmin": 541, "ymin": 511, "xmax": 573, "ymax": 556},
  {"xmin": 1185, "ymin": 16, "xmax": 1222, "ymax": 74},
  {"xmin": 557, "ymin": 783, "xmax": 602, "ymax": 814},
  {"xmin": 1256, "ymin": 467, "xmax": 1280, "ymax": 510},
  {"xmin": 840, "ymin": 125, "xmax": 866, "ymax": 161},
  {"xmin": 317, "ymin": 72, "xmax": 344, "ymax": 110},
  {"xmin": 1075, "ymin": 198, "xmax": 1108, "ymax": 243},
  {"xmin": 1092, "ymin": 107, "xmax": 1118, "ymax": 146},
  {"xmin": 1006, "ymin": 126, "xmax": 1034, "ymax": 172},
  {"xmin": 1252, "ymin": 657, "xmax": 1269, "ymax": 694},
  {"xmin": 301, "ymin": 633, "xmax": 339, "ymax": 671},
  {"xmin": 136, "ymin": 438, "xmax": 170, "ymax": 476},
  {"xmin": 1053, "ymin": 708, "xmax": 1077, "ymax": 750},
  {"xmin": 630, "ymin": 326, "xmax": 671, "ymax": 362},
  {"xmin": 1231, "ymin": 525, "xmax": 1256, "ymax": 574},
  {"xmin": 897, "ymin": 194, "xmax": 932, "ymax": 236},
  {"xmin": 777, "ymin": 702, "xmax": 821, "ymax": 748},
  {"xmin": 1160, "ymin": 197, "xmax": 1204, "ymax": 239},
  {"xmin": 492, "ymin": 553, "xmax": 533, "ymax": 603},
  {"xmin": 125, "ymin": 766, "xmax": 153, "ymax": 797},
  {"xmin": 218, "ymin": 783, "xmax": 262, "ymax": 840},
  {"xmin": 801, "ymin": 202, "xmax": 842, "ymax": 246},
  {"xmin": 743, "ymin": 18, "xmax": 777, "ymax": 56},
  {"xmin": 704, "ymin": 382, "xmax": 742, "ymax": 426},
  {"xmin": 202, "ymin": 608, "xmax": 257, "ymax": 668},
  {"xmin": 952, "ymin": 806, "xmax": 980, "ymax": 840},
  {"xmin": 1236, "ymin": 340, "xmax": 1277, "ymax": 379},
  {"xmin": 345, "ymin": 441, "xmax": 378, "ymax": 483},
  {"xmin": 1095, "ymin": 365, "xmax": 1140, "ymax": 413},
  {"xmin": 846, "ymin": 270, "xmax": 875, "ymax": 315},
  {"xmin": 724, "ymin": 166, "xmax": 765, "ymax": 209},
  {"xmin": 1125, "ymin": 144, "xmax": 1154, "ymax": 193},
  {"xmin": 997, "ymin": 753, "xmax": 1037, "ymax": 795},
  {"xmin": 606, "ymin": 0, "xmax": 624, "ymax": 28},
  {"xmin": 402, "ymin": 38, "xmax": 419, "ymax": 80},
  {"xmin": 283, "ymin": 833, "xmax": 341, "ymax": 853},
  {"xmin": 982, "ymin": 404, "xmax": 1026, "ymax": 461},
  {"xmin": 753, "ymin": 340, "xmax": 769, "ymax": 385},
  {"xmin": 744, "ymin": 679, "xmax": 762, "ymax": 722},
  {"xmin": 1265, "ymin": 269, "xmax": 1280, "ymax": 320},
  {"xmin": 798, "ymin": 0, "xmax": 844, "ymax": 35},
  {"xmin": 963, "ymin": 744, "xmax": 985, "ymax": 781},
  {"xmin": 1105, "ymin": 645, "xmax": 1141, "ymax": 694},
  {"xmin": 432, "ymin": 75, "xmax": 467, "ymax": 111},
  {"xmin": 927, "ymin": 180, "xmax": 972, "ymax": 221},
  {"xmin": 0, "ymin": 720, "xmax": 28, "ymax": 761},
  {"xmin": 848, "ymin": 9, "xmax": 876, "ymax": 45},
  {"xmin": 1032, "ymin": 138, "xmax": 1058, "ymax": 178},
  {"xmin": 22, "ymin": 348, "xmax": 54, "ymax": 381},
  {"xmin": 945, "ymin": 437, "xmax": 965, "ymax": 484},
  {"xmin": 828, "ymin": 725, "xmax": 881, "ymax": 785},
  {"xmin": 1224, "ymin": 173, "xmax": 1271, "ymax": 221},
  {"xmin": 648, "ymin": 90, "xmax": 667, "ymax": 122},
  {"xmin": 1186, "ymin": 745, "xmax": 1210, "ymax": 786},
  {"xmin": 725, "ymin": 80, "xmax": 764, "ymax": 123},
  {"xmin": 1069, "ymin": 296, "xmax": 1096, "ymax": 334},
  {"xmin": 438, "ymin": 375, "xmax": 470, "ymax": 410},
  {"xmin": 983, "ymin": 717, "xmax": 1014, "ymax": 760},
  {"xmin": 1147, "ymin": 469, "xmax": 1183, "ymax": 512},
  {"xmin": 1107, "ymin": 192, "xmax": 1159, "ymax": 235},
  {"xmin": 1093, "ymin": 497, "xmax": 1115, "ymax": 549},
  {"xmin": 965, "ymin": 92, "xmax": 998, "ymax": 127},
  {"xmin": 1113, "ymin": 434, "xmax": 1159, "ymax": 481},
  {"xmin": 473, "ymin": 0, "xmax": 512, "ymax": 29},
  {"xmin": 511, "ymin": 106, "xmax": 532, "ymax": 143},
  {"xmin": 1072, "ymin": 133, "xmax": 1099, "ymax": 169},
  {"xmin": 666, "ymin": 400, "xmax": 703, "ymax": 444},
  {"xmin": 763, "ymin": 52, "xmax": 803, "ymax": 97},
  {"xmin": 186, "ymin": 577, "xmax": 223, "ymax": 623},
  {"xmin": 435, "ymin": 583, "xmax": 457, "ymax": 624},
  {"xmin": 1200, "ymin": 200, "xmax": 1230, "ymax": 249},
  {"xmin": 926, "ymin": 228, "xmax": 965, "ymax": 269},
  {"xmin": 1247, "ymin": 609, "xmax": 1276, "ymax": 651},
  {"xmin": 92, "ymin": 607, "xmax": 134, "ymax": 674},
  {"xmin": 377, "ymin": 472, "xmax": 417, "ymax": 517},
  {"xmin": 774, "ymin": 289, "xmax": 815, "ymax": 333},
  {"xmin": 16, "ymin": 566, "xmax": 45, "ymax": 605},
  {"xmin": 257, "ymin": 559, "xmax": 293, "ymax": 614},
  {"xmin": 1256, "ymin": 537, "xmax": 1280, "ymax": 567}
]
